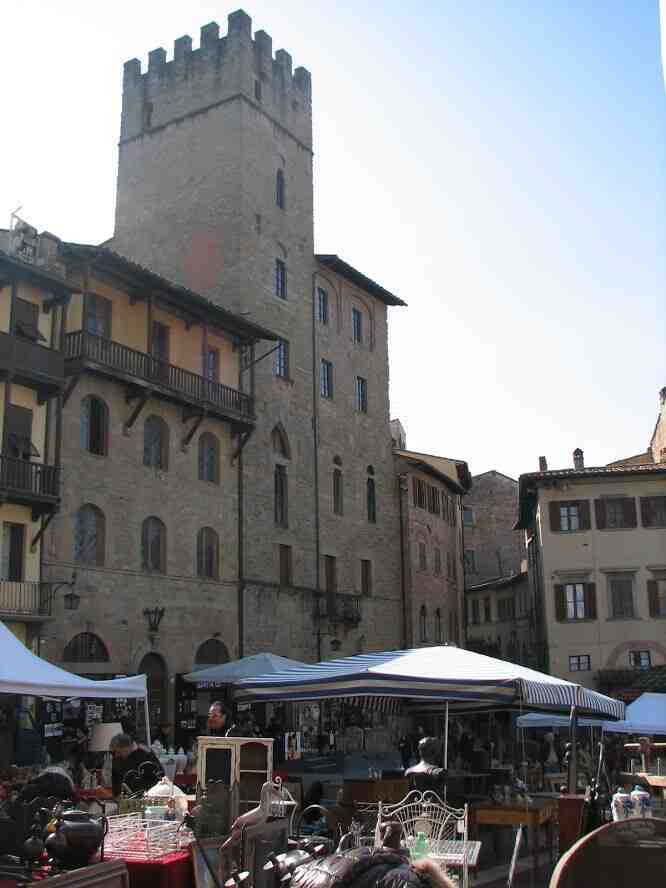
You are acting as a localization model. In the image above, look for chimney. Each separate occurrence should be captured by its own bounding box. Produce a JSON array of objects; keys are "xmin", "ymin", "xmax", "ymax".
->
[
  {"xmin": 538, "ymin": 456, "xmax": 548, "ymax": 472},
  {"xmin": 573, "ymin": 448, "xmax": 584, "ymax": 470}
]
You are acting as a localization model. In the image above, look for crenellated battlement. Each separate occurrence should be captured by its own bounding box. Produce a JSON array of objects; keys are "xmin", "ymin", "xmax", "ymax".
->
[{"xmin": 120, "ymin": 9, "xmax": 312, "ymax": 147}]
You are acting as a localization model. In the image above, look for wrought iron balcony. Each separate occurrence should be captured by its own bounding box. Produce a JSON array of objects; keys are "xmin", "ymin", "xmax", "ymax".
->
[
  {"xmin": 0, "ymin": 581, "xmax": 53, "ymax": 620},
  {"xmin": 65, "ymin": 330, "xmax": 254, "ymax": 425},
  {"xmin": 0, "ymin": 331, "xmax": 64, "ymax": 400},
  {"xmin": 0, "ymin": 455, "xmax": 60, "ymax": 513},
  {"xmin": 318, "ymin": 593, "xmax": 362, "ymax": 626}
]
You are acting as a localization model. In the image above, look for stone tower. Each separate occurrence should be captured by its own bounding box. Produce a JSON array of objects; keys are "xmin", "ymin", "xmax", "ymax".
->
[{"xmin": 113, "ymin": 9, "xmax": 403, "ymax": 660}]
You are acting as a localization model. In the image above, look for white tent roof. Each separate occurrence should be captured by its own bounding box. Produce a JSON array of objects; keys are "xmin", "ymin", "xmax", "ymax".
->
[
  {"xmin": 234, "ymin": 646, "xmax": 625, "ymax": 719},
  {"xmin": 0, "ymin": 621, "xmax": 146, "ymax": 698},
  {"xmin": 601, "ymin": 693, "xmax": 666, "ymax": 735},
  {"xmin": 184, "ymin": 652, "xmax": 307, "ymax": 685}
]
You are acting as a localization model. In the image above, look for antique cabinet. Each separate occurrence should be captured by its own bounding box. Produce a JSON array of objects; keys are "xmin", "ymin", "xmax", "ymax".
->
[{"xmin": 196, "ymin": 736, "xmax": 274, "ymax": 823}]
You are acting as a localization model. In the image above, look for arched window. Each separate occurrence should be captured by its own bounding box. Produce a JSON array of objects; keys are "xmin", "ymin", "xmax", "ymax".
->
[
  {"xmin": 64, "ymin": 632, "xmax": 109, "ymax": 663},
  {"xmin": 142, "ymin": 516, "xmax": 166, "ymax": 573},
  {"xmin": 333, "ymin": 469, "xmax": 343, "ymax": 515},
  {"xmin": 197, "ymin": 527, "xmax": 219, "ymax": 579},
  {"xmin": 80, "ymin": 396, "xmax": 108, "ymax": 456},
  {"xmin": 194, "ymin": 638, "xmax": 229, "ymax": 670},
  {"xmin": 198, "ymin": 433, "xmax": 220, "ymax": 484},
  {"xmin": 144, "ymin": 416, "xmax": 169, "ymax": 470},
  {"xmin": 419, "ymin": 605, "xmax": 427, "ymax": 643},
  {"xmin": 276, "ymin": 168, "xmax": 285, "ymax": 209},
  {"xmin": 74, "ymin": 504, "xmax": 105, "ymax": 565},
  {"xmin": 367, "ymin": 477, "xmax": 376, "ymax": 524},
  {"xmin": 435, "ymin": 608, "xmax": 442, "ymax": 643},
  {"xmin": 271, "ymin": 424, "xmax": 290, "ymax": 459},
  {"xmin": 274, "ymin": 465, "xmax": 288, "ymax": 527}
]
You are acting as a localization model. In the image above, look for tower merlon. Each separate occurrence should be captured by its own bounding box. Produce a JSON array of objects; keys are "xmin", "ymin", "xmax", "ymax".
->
[
  {"xmin": 200, "ymin": 21, "xmax": 220, "ymax": 52},
  {"xmin": 148, "ymin": 48, "xmax": 167, "ymax": 72},
  {"xmin": 174, "ymin": 35, "xmax": 193, "ymax": 63},
  {"xmin": 228, "ymin": 9, "xmax": 252, "ymax": 41},
  {"xmin": 275, "ymin": 49, "xmax": 292, "ymax": 78}
]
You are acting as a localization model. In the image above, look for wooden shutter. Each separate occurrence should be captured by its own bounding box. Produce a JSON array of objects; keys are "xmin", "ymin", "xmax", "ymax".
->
[
  {"xmin": 594, "ymin": 499, "xmax": 607, "ymax": 530},
  {"xmin": 648, "ymin": 580, "xmax": 659, "ymax": 618},
  {"xmin": 584, "ymin": 583, "xmax": 597, "ymax": 620},
  {"xmin": 14, "ymin": 298, "xmax": 43, "ymax": 341},
  {"xmin": 578, "ymin": 500, "xmax": 591, "ymax": 530},
  {"xmin": 549, "ymin": 501, "xmax": 561, "ymax": 532},
  {"xmin": 623, "ymin": 497, "xmax": 637, "ymax": 528},
  {"xmin": 554, "ymin": 584, "xmax": 566, "ymax": 621},
  {"xmin": 640, "ymin": 497, "xmax": 654, "ymax": 528}
]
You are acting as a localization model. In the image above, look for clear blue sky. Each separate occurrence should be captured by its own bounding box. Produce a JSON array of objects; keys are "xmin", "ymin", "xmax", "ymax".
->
[{"xmin": 2, "ymin": 1, "xmax": 664, "ymax": 479}]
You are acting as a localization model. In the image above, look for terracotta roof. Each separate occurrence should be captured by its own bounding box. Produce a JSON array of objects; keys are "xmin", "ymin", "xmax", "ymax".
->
[
  {"xmin": 515, "ymin": 462, "xmax": 666, "ymax": 529},
  {"xmin": 316, "ymin": 254, "xmax": 406, "ymax": 306},
  {"xmin": 59, "ymin": 243, "xmax": 278, "ymax": 342},
  {"xmin": 0, "ymin": 250, "xmax": 79, "ymax": 295},
  {"xmin": 394, "ymin": 448, "xmax": 472, "ymax": 492}
]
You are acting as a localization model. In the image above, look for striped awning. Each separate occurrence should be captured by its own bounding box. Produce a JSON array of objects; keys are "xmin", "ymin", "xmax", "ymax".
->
[{"xmin": 234, "ymin": 646, "xmax": 625, "ymax": 720}]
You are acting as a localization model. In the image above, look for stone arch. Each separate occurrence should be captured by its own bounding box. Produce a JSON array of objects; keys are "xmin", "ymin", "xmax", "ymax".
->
[
  {"xmin": 63, "ymin": 632, "xmax": 109, "ymax": 663},
  {"xmin": 605, "ymin": 639, "xmax": 666, "ymax": 669},
  {"xmin": 194, "ymin": 638, "xmax": 230, "ymax": 670},
  {"xmin": 271, "ymin": 423, "xmax": 291, "ymax": 460}
]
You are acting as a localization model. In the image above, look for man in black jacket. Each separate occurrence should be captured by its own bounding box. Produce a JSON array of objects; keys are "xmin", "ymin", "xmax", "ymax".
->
[{"xmin": 109, "ymin": 733, "xmax": 163, "ymax": 796}]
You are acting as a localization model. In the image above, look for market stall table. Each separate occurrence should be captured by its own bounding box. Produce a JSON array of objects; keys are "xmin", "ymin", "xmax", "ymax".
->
[
  {"xmin": 121, "ymin": 851, "xmax": 193, "ymax": 888},
  {"xmin": 469, "ymin": 798, "xmax": 557, "ymax": 887}
]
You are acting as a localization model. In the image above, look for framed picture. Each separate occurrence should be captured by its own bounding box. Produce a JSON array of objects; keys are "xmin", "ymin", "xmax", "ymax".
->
[{"xmin": 191, "ymin": 839, "xmax": 224, "ymax": 888}]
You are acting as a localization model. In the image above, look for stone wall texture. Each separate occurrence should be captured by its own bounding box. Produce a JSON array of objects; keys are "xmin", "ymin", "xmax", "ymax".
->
[{"xmin": 464, "ymin": 471, "xmax": 525, "ymax": 584}]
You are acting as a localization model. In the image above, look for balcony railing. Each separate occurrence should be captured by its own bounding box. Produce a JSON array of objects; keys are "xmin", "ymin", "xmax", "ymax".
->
[
  {"xmin": 318, "ymin": 593, "xmax": 362, "ymax": 625},
  {"xmin": 65, "ymin": 330, "xmax": 254, "ymax": 421},
  {"xmin": 0, "ymin": 581, "xmax": 53, "ymax": 618},
  {"xmin": 0, "ymin": 455, "xmax": 60, "ymax": 500},
  {"xmin": 0, "ymin": 331, "xmax": 64, "ymax": 395}
]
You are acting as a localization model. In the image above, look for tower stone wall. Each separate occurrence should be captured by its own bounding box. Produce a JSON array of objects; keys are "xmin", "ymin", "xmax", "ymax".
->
[{"xmin": 112, "ymin": 10, "xmax": 404, "ymax": 660}]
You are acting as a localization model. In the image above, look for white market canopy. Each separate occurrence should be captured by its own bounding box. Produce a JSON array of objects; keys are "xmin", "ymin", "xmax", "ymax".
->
[
  {"xmin": 601, "ymin": 692, "xmax": 666, "ymax": 735},
  {"xmin": 234, "ymin": 646, "xmax": 625, "ymax": 720},
  {"xmin": 0, "ymin": 621, "xmax": 147, "ymax": 699},
  {"xmin": 184, "ymin": 652, "xmax": 307, "ymax": 686}
]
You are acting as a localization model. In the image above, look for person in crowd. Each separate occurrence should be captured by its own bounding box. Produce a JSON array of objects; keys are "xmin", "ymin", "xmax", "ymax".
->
[
  {"xmin": 398, "ymin": 735, "xmax": 412, "ymax": 770},
  {"xmin": 207, "ymin": 701, "xmax": 241, "ymax": 737},
  {"xmin": 459, "ymin": 727, "xmax": 475, "ymax": 768},
  {"xmin": 17, "ymin": 766, "xmax": 79, "ymax": 805},
  {"xmin": 152, "ymin": 723, "xmax": 171, "ymax": 748},
  {"xmin": 109, "ymin": 733, "xmax": 164, "ymax": 797}
]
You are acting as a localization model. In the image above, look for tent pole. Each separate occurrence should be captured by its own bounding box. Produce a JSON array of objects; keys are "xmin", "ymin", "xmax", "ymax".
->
[
  {"xmin": 444, "ymin": 702, "xmax": 449, "ymax": 770},
  {"xmin": 568, "ymin": 706, "xmax": 578, "ymax": 794},
  {"xmin": 144, "ymin": 695, "xmax": 151, "ymax": 746}
]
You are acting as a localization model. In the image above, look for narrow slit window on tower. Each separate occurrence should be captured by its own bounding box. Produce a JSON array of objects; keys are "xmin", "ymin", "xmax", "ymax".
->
[
  {"xmin": 317, "ymin": 287, "xmax": 329, "ymax": 324},
  {"xmin": 276, "ymin": 169, "xmax": 285, "ymax": 209},
  {"xmin": 255, "ymin": 79, "xmax": 262, "ymax": 102},
  {"xmin": 333, "ymin": 468, "xmax": 344, "ymax": 515},
  {"xmin": 275, "ymin": 258, "xmax": 287, "ymax": 299}
]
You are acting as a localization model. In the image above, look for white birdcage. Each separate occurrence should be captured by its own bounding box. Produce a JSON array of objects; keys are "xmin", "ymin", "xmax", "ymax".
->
[{"xmin": 104, "ymin": 812, "xmax": 193, "ymax": 860}]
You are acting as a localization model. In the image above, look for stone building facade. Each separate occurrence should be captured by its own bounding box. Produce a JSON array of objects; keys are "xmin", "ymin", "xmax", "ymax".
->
[
  {"xmin": 36, "ymin": 244, "xmax": 275, "ymax": 739},
  {"xmin": 464, "ymin": 571, "xmax": 533, "ymax": 665},
  {"xmin": 110, "ymin": 10, "xmax": 407, "ymax": 663},
  {"xmin": 394, "ymin": 449, "xmax": 471, "ymax": 647},
  {"xmin": 463, "ymin": 470, "xmax": 525, "ymax": 584}
]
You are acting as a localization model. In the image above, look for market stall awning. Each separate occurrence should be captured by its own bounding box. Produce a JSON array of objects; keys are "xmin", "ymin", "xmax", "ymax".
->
[
  {"xmin": 517, "ymin": 713, "xmax": 604, "ymax": 729},
  {"xmin": 234, "ymin": 646, "xmax": 625, "ymax": 719},
  {"xmin": 0, "ymin": 621, "xmax": 146, "ymax": 698},
  {"xmin": 600, "ymin": 692, "xmax": 666, "ymax": 735},
  {"xmin": 184, "ymin": 652, "xmax": 307, "ymax": 685}
]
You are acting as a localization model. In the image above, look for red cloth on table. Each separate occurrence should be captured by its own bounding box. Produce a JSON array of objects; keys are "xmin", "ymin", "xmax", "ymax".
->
[{"xmin": 122, "ymin": 851, "xmax": 193, "ymax": 888}]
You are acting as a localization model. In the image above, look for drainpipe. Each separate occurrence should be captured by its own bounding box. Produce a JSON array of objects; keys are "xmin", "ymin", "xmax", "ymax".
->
[
  {"xmin": 311, "ymin": 272, "xmax": 322, "ymax": 661},
  {"xmin": 397, "ymin": 473, "xmax": 409, "ymax": 649},
  {"xmin": 236, "ymin": 341, "xmax": 256, "ymax": 659},
  {"xmin": 459, "ymin": 492, "xmax": 466, "ymax": 647}
]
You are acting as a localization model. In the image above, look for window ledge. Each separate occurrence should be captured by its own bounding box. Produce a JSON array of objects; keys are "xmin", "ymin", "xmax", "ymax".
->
[
  {"xmin": 606, "ymin": 616, "xmax": 641, "ymax": 622},
  {"xmin": 558, "ymin": 618, "xmax": 597, "ymax": 624},
  {"xmin": 597, "ymin": 527, "xmax": 637, "ymax": 532},
  {"xmin": 274, "ymin": 376, "xmax": 294, "ymax": 386}
]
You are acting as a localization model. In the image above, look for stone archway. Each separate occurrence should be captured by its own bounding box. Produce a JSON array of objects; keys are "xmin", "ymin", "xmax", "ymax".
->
[{"xmin": 193, "ymin": 638, "xmax": 230, "ymax": 670}]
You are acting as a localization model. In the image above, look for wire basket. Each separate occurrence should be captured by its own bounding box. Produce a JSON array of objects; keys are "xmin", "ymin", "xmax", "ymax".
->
[{"xmin": 104, "ymin": 812, "xmax": 193, "ymax": 860}]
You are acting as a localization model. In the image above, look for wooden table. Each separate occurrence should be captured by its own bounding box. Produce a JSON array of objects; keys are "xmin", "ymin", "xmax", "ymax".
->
[
  {"xmin": 469, "ymin": 799, "xmax": 557, "ymax": 887},
  {"xmin": 342, "ymin": 777, "xmax": 409, "ymax": 804}
]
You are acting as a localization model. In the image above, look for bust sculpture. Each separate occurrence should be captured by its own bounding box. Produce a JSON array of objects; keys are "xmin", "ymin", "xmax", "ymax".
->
[{"xmin": 404, "ymin": 737, "xmax": 446, "ymax": 794}]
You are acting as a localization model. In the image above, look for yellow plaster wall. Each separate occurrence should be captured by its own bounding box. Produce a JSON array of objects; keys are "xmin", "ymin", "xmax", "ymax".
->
[
  {"xmin": 0, "ymin": 505, "xmax": 41, "ymax": 581},
  {"xmin": 67, "ymin": 293, "xmax": 83, "ymax": 331},
  {"xmin": 10, "ymin": 385, "xmax": 46, "ymax": 459},
  {"xmin": 206, "ymin": 329, "xmax": 238, "ymax": 388},
  {"xmin": 0, "ymin": 285, "xmax": 11, "ymax": 334},
  {"xmin": 4, "ymin": 621, "xmax": 27, "ymax": 644}
]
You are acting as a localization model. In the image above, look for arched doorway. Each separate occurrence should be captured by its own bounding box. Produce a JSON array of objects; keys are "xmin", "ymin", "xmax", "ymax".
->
[
  {"xmin": 194, "ymin": 638, "xmax": 230, "ymax": 670},
  {"xmin": 139, "ymin": 652, "xmax": 167, "ymax": 736}
]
